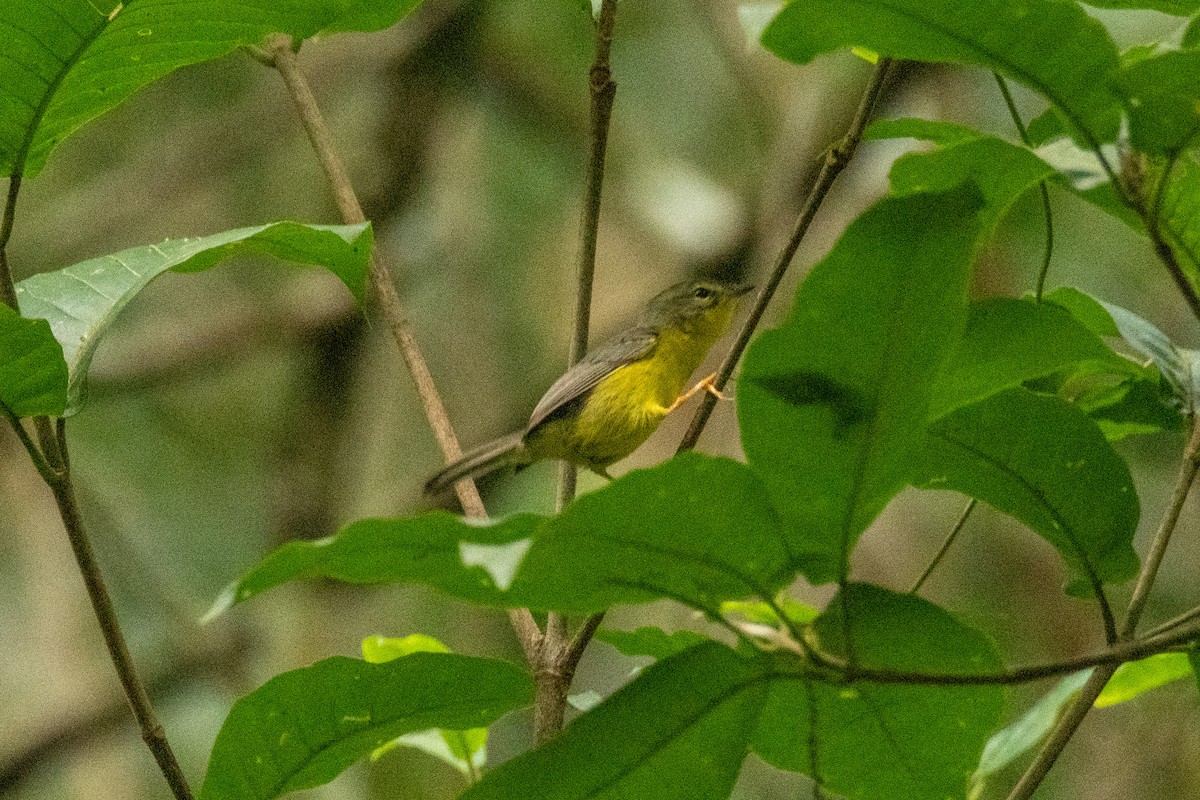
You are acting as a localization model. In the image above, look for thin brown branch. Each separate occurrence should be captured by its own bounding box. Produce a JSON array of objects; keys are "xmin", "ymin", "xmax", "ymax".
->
[
  {"xmin": 266, "ymin": 35, "xmax": 542, "ymax": 660},
  {"xmin": 44, "ymin": 424, "xmax": 194, "ymax": 800},
  {"xmin": 910, "ymin": 499, "xmax": 977, "ymax": 595},
  {"xmin": 539, "ymin": 0, "xmax": 621, "ymax": 744},
  {"xmin": 677, "ymin": 58, "xmax": 894, "ymax": 452},
  {"xmin": 1, "ymin": 402, "xmax": 55, "ymax": 484},
  {"xmin": 1005, "ymin": 418, "xmax": 1200, "ymax": 799}
]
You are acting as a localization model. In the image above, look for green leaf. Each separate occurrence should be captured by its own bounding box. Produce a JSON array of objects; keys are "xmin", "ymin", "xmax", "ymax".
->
[
  {"xmin": 507, "ymin": 453, "xmax": 793, "ymax": 615},
  {"xmin": 199, "ymin": 653, "xmax": 532, "ymax": 800},
  {"xmin": 916, "ymin": 388, "xmax": 1140, "ymax": 594},
  {"xmin": 1115, "ymin": 51, "xmax": 1200, "ymax": 155},
  {"xmin": 211, "ymin": 454, "xmax": 793, "ymax": 617},
  {"xmin": 16, "ymin": 222, "xmax": 371, "ymax": 414},
  {"xmin": 462, "ymin": 643, "xmax": 770, "ymax": 800},
  {"xmin": 932, "ymin": 298, "xmax": 1131, "ymax": 419},
  {"xmin": 721, "ymin": 598, "xmax": 820, "ymax": 626},
  {"xmin": 761, "ymin": 0, "xmax": 1123, "ymax": 145},
  {"xmin": 1045, "ymin": 287, "xmax": 1191, "ymax": 401},
  {"xmin": 889, "ymin": 136, "xmax": 1055, "ymax": 227},
  {"xmin": 205, "ymin": 512, "xmax": 532, "ymax": 619},
  {"xmin": 318, "ymin": 0, "xmax": 425, "ymax": 34},
  {"xmin": 1160, "ymin": 151, "xmax": 1200, "ymax": 294},
  {"xmin": 739, "ymin": 185, "xmax": 984, "ymax": 583},
  {"xmin": 1079, "ymin": 0, "xmax": 1200, "ymax": 13},
  {"xmin": 1185, "ymin": 14, "xmax": 1200, "ymax": 48},
  {"xmin": 754, "ymin": 584, "xmax": 1005, "ymax": 800},
  {"xmin": 864, "ymin": 117, "xmax": 981, "ymax": 145},
  {"xmin": 974, "ymin": 670, "xmax": 1093, "ymax": 781},
  {"xmin": 1096, "ymin": 652, "xmax": 1195, "ymax": 707},
  {"xmin": 0, "ymin": 304, "xmax": 68, "ymax": 417},
  {"xmin": 1071, "ymin": 371, "xmax": 1183, "ymax": 439},
  {"xmin": 595, "ymin": 627, "xmax": 713, "ymax": 661},
  {"xmin": 360, "ymin": 634, "xmax": 487, "ymax": 775},
  {"xmin": 362, "ymin": 634, "xmax": 451, "ymax": 662},
  {"xmin": 0, "ymin": 0, "xmax": 416, "ymax": 179}
]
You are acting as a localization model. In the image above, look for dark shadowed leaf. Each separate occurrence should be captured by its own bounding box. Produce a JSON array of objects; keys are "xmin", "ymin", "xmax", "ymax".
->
[
  {"xmin": 739, "ymin": 186, "xmax": 984, "ymax": 582},
  {"xmin": 761, "ymin": 0, "xmax": 1122, "ymax": 145},
  {"xmin": 462, "ymin": 643, "xmax": 770, "ymax": 800},
  {"xmin": 1, "ymin": 0, "xmax": 424, "ymax": 178},
  {"xmin": 754, "ymin": 584, "xmax": 1004, "ymax": 800},
  {"xmin": 1115, "ymin": 51, "xmax": 1200, "ymax": 155},
  {"xmin": 916, "ymin": 388, "xmax": 1140, "ymax": 594},
  {"xmin": 199, "ymin": 653, "xmax": 531, "ymax": 800},
  {"xmin": 17, "ymin": 222, "xmax": 371, "ymax": 413},
  {"xmin": 932, "ymin": 298, "xmax": 1132, "ymax": 418}
]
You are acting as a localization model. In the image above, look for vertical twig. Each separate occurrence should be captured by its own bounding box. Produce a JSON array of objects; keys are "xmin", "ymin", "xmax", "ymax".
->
[
  {"xmin": 1, "ymin": 168, "xmax": 193, "ymax": 798},
  {"xmin": 537, "ymin": 0, "xmax": 621, "ymax": 744},
  {"xmin": 46, "ymin": 424, "xmax": 195, "ymax": 800},
  {"xmin": 1006, "ymin": 419, "xmax": 1200, "ymax": 800},
  {"xmin": 0, "ymin": 176, "xmax": 22, "ymax": 309},
  {"xmin": 265, "ymin": 35, "xmax": 543, "ymax": 660},
  {"xmin": 993, "ymin": 75, "xmax": 1054, "ymax": 301},
  {"xmin": 677, "ymin": 58, "xmax": 894, "ymax": 453}
]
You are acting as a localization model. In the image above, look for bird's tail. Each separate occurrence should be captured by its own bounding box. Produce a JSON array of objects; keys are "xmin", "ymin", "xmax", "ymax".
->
[{"xmin": 424, "ymin": 432, "xmax": 529, "ymax": 495}]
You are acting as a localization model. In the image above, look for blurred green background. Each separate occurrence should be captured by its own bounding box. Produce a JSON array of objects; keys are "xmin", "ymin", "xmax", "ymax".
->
[{"xmin": 2, "ymin": 2, "xmax": 1199, "ymax": 798}]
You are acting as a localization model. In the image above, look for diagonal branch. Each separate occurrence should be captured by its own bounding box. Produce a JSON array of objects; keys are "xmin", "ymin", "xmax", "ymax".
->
[
  {"xmin": 266, "ymin": 35, "xmax": 542, "ymax": 660},
  {"xmin": 677, "ymin": 58, "xmax": 894, "ymax": 452},
  {"xmin": 541, "ymin": 0, "xmax": 621, "ymax": 744}
]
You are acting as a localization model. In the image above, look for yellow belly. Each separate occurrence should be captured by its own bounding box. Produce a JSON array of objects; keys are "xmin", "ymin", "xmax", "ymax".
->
[{"xmin": 524, "ymin": 326, "xmax": 713, "ymax": 470}]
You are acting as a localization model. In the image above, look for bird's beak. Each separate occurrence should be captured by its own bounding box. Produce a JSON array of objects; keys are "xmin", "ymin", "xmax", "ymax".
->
[{"xmin": 733, "ymin": 283, "xmax": 755, "ymax": 297}]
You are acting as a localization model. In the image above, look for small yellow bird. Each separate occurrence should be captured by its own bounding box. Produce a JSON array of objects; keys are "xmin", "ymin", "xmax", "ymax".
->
[{"xmin": 425, "ymin": 278, "xmax": 752, "ymax": 494}]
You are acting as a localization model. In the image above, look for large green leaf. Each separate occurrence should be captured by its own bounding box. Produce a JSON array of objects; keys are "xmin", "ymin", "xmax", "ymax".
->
[
  {"xmin": 932, "ymin": 297, "xmax": 1132, "ymax": 419},
  {"xmin": 869, "ymin": 120, "xmax": 1056, "ymax": 228},
  {"xmin": 761, "ymin": 0, "xmax": 1123, "ymax": 145},
  {"xmin": 462, "ymin": 643, "xmax": 771, "ymax": 800},
  {"xmin": 16, "ymin": 221, "xmax": 371, "ymax": 413},
  {"xmin": 754, "ymin": 584, "xmax": 1005, "ymax": 800},
  {"xmin": 0, "ymin": 0, "xmax": 424, "ymax": 178},
  {"xmin": 210, "ymin": 453, "xmax": 794, "ymax": 617},
  {"xmin": 507, "ymin": 454, "xmax": 793, "ymax": 614},
  {"xmin": 1115, "ymin": 51, "xmax": 1200, "ymax": 156},
  {"xmin": 739, "ymin": 185, "xmax": 984, "ymax": 583},
  {"xmin": 199, "ymin": 653, "xmax": 531, "ymax": 800},
  {"xmin": 0, "ymin": 303, "xmax": 67, "ymax": 417},
  {"xmin": 916, "ymin": 388, "xmax": 1140, "ymax": 595},
  {"xmin": 205, "ymin": 511, "xmax": 531, "ymax": 620}
]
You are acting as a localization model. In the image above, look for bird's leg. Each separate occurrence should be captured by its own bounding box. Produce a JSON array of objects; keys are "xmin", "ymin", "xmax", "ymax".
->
[{"xmin": 664, "ymin": 372, "xmax": 729, "ymax": 413}]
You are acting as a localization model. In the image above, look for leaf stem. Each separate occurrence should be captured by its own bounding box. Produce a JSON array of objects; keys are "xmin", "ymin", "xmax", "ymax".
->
[
  {"xmin": 539, "ymin": 0, "xmax": 621, "ymax": 744},
  {"xmin": 0, "ymin": 175, "xmax": 21, "ymax": 309},
  {"xmin": 993, "ymin": 75, "xmax": 1055, "ymax": 301},
  {"xmin": 677, "ymin": 57, "xmax": 894, "ymax": 452},
  {"xmin": 265, "ymin": 35, "xmax": 543, "ymax": 660},
  {"xmin": 910, "ymin": 498, "xmax": 976, "ymax": 595},
  {"xmin": 1005, "ymin": 418, "xmax": 1200, "ymax": 799}
]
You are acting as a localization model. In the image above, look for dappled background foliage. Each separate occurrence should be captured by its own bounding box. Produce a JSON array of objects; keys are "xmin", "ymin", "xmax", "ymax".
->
[{"xmin": 2, "ymin": 1, "xmax": 1200, "ymax": 798}]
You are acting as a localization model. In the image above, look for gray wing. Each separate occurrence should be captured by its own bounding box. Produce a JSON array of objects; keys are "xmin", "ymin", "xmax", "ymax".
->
[{"xmin": 526, "ymin": 327, "xmax": 659, "ymax": 431}]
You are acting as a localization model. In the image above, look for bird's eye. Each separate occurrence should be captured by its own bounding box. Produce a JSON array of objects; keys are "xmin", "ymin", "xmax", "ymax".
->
[{"xmin": 693, "ymin": 286, "xmax": 714, "ymax": 300}]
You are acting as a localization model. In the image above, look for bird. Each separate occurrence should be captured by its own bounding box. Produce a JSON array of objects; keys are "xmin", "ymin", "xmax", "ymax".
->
[{"xmin": 425, "ymin": 277, "xmax": 752, "ymax": 495}]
